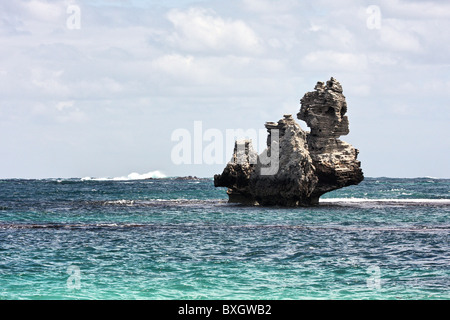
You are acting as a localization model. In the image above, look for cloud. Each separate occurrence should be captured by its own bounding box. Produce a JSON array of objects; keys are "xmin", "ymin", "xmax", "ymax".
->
[
  {"xmin": 378, "ymin": 21, "xmax": 422, "ymax": 53},
  {"xmin": 56, "ymin": 100, "xmax": 74, "ymax": 111},
  {"xmin": 243, "ymin": 0, "xmax": 299, "ymax": 13},
  {"xmin": 30, "ymin": 68, "xmax": 69, "ymax": 96},
  {"xmin": 152, "ymin": 54, "xmax": 195, "ymax": 76},
  {"xmin": 23, "ymin": 0, "xmax": 65, "ymax": 22},
  {"xmin": 166, "ymin": 7, "xmax": 262, "ymax": 54},
  {"xmin": 29, "ymin": 100, "xmax": 87, "ymax": 124},
  {"xmin": 0, "ymin": 0, "xmax": 449, "ymax": 178},
  {"xmin": 301, "ymin": 51, "xmax": 368, "ymax": 71},
  {"xmin": 380, "ymin": 0, "xmax": 450, "ymax": 19}
]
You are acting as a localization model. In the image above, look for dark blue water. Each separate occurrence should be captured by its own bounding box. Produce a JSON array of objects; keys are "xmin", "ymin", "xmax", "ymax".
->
[{"xmin": 0, "ymin": 177, "xmax": 448, "ymax": 299}]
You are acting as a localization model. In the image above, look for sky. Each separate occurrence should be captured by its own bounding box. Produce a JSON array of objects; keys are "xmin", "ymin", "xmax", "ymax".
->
[{"xmin": 0, "ymin": 0, "xmax": 449, "ymax": 179}]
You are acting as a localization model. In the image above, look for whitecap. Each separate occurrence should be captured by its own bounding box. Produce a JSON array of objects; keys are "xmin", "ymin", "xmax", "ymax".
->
[
  {"xmin": 81, "ymin": 170, "xmax": 167, "ymax": 181},
  {"xmin": 102, "ymin": 200, "xmax": 135, "ymax": 206},
  {"xmin": 320, "ymin": 198, "xmax": 450, "ymax": 206}
]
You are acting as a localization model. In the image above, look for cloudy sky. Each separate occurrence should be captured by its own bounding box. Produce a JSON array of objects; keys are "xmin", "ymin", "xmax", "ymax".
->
[{"xmin": 0, "ymin": 0, "xmax": 449, "ymax": 179}]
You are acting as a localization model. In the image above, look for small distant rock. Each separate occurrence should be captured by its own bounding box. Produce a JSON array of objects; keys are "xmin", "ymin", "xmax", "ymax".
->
[{"xmin": 175, "ymin": 176, "xmax": 201, "ymax": 180}]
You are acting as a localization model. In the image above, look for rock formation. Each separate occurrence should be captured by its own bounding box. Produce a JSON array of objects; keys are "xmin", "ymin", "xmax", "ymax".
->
[{"xmin": 214, "ymin": 77, "xmax": 364, "ymax": 206}]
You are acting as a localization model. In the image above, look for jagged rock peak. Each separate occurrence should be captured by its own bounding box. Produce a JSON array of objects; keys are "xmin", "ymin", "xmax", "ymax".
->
[{"xmin": 298, "ymin": 77, "xmax": 349, "ymax": 138}]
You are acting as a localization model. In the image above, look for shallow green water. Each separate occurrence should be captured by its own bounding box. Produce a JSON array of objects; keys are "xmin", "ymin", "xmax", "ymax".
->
[{"xmin": 0, "ymin": 178, "xmax": 449, "ymax": 299}]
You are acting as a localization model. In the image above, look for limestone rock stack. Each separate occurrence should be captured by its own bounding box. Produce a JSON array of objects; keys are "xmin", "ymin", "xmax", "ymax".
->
[{"xmin": 214, "ymin": 78, "xmax": 364, "ymax": 206}]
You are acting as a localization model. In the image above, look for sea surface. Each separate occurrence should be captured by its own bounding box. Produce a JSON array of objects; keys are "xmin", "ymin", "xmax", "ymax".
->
[{"xmin": 0, "ymin": 177, "xmax": 448, "ymax": 300}]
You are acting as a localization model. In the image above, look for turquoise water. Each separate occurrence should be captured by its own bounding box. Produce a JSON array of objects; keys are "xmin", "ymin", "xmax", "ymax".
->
[{"xmin": 0, "ymin": 177, "xmax": 449, "ymax": 300}]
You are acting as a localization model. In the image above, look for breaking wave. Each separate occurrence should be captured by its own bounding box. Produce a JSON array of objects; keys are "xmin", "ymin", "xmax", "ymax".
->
[
  {"xmin": 81, "ymin": 170, "xmax": 166, "ymax": 181},
  {"xmin": 320, "ymin": 198, "xmax": 450, "ymax": 207}
]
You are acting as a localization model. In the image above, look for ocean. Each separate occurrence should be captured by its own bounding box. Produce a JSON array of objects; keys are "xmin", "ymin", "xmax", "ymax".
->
[{"xmin": 0, "ymin": 177, "xmax": 448, "ymax": 300}]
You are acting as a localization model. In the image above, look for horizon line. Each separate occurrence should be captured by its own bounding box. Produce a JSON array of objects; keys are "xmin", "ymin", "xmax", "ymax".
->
[{"xmin": 0, "ymin": 176, "xmax": 448, "ymax": 180}]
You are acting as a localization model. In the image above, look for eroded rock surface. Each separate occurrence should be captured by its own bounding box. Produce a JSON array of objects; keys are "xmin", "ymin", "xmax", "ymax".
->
[{"xmin": 214, "ymin": 78, "xmax": 363, "ymax": 206}]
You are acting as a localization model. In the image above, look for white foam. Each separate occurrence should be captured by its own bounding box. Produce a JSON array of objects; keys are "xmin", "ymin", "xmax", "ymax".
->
[
  {"xmin": 81, "ymin": 170, "xmax": 166, "ymax": 181},
  {"xmin": 320, "ymin": 198, "xmax": 450, "ymax": 205},
  {"xmin": 103, "ymin": 200, "xmax": 135, "ymax": 205}
]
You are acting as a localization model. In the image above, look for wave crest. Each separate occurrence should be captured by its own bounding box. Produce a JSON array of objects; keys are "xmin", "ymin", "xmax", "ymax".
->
[
  {"xmin": 81, "ymin": 170, "xmax": 166, "ymax": 181},
  {"xmin": 320, "ymin": 198, "xmax": 450, "ymax": 207}
]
